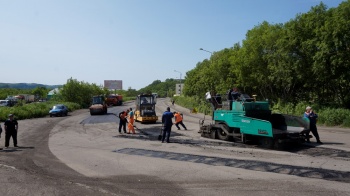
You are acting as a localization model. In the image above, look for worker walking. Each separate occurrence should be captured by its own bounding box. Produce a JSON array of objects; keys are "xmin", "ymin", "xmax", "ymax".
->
[
  {"xmin": 127, "ymin": 108, "xmax": 135, "ymax": 134},
  {"xmin": 4, "ymin": 114, "xmax": 19, "ymax": 148},
  {"xmin": 0, "ymin": 121, "xmax": 2, "ymax": 150},
  {"xmin": 228, "ymin": 87, "xmax": 241, "ymax": 101},
  {"xmin": 118, "ymin": 110, "xmax": 129, "ymax": 134},
  {"xmin": 304, "ymin": 106, "xmax": 322, "ymax": 144},
  {"xmin": 174, "ymin": 111, "xmax": 187, "ymax": 130},
  {"xmin": 161, "ymin": 107, "xmax": 174, "ymax": 143}
]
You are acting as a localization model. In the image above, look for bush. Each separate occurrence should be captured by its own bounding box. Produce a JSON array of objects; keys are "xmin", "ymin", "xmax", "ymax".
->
[
  {"xmin": 318, "ymin": 108, "xmax": 350, "ymax": 126},
  {"xmin": 342, "ymin": 116, "xmax": 350, "ymax": 127},
  {"xmin": 123, "ymin": 97, "xmax": 136, "ymax": 102},
  {"xmin": 271, "ymin": 99, "xmax": 350, "ymax": 127},
  {"xmin": 173, "ymin": 96, "xmax": 212, "ymax": 115},
  {"xmin": 0, "ymin": 101, "xmax": 81, "ymax": 121}
]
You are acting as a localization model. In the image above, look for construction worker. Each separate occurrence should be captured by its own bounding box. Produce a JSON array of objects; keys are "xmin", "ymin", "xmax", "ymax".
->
[
  {"xmin": 162, "ymin": 107, "xmax": 174, "ymax": 143},
  {"xmin": 0, "ymin": 121, "xmax": 2, "ymax": 150},
  {"xmin": 127, "ymin": 108, "xmax": 135, "ymax": 134},
  {"xmin": 174, "ymin": 111, "xmax": 187, "ymax": 130},
  {"xmin": 118, "ymin": 109, "xmax": 129, "ymax": 134},
  {"xmin": 4, "ymin": 114, "xmax": 19, "ymax": 148},
  {"xmin": 304, "ymin": 106, "xmax": 322, "ymax": 144}
]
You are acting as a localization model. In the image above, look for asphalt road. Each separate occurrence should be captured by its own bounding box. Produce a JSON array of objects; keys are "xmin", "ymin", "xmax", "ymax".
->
[{"xmin": 0, "ymin": 98, "xmax": 350, "ymax": 196}]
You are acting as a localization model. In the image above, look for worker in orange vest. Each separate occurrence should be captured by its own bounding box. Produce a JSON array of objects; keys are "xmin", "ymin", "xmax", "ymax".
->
[
  {"xmin": 127, "ymin": 108, "xmax": 135, "ymax": 134},
  {"xmin": 173, "ymin": 111, "xmax": 187, "ymax": 130}
]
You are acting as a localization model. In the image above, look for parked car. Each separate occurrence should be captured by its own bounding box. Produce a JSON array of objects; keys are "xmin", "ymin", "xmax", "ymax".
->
[
  {"xmin": 49, "ymin": 104, "xmax": 68, "ymax": 117},
  {"xmin": 0, "ymin": 100, "xmax": 9, "ymax": 107}
]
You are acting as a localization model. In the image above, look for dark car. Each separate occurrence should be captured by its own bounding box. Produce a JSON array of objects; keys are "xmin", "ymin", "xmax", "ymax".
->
[{"xmin": 49, "ymin": 104, "xmax": 68, "ymax": 117}]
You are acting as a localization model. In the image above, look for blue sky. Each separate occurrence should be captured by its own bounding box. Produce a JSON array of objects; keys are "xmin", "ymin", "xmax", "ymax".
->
[{"xmin": 0, "ymin": 0, "xmax": 345, "ymax": 90}]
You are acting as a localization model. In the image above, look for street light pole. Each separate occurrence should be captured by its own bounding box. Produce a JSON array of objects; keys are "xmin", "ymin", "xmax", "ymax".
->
[
  {"xmin": 199, "ymin": 48, "xmax": 213, "ymax": 55},
  {"xmin": 174, "ymin": 70, "xmax": 182, "ymax": 95},
  {"xmin": 199, "ymin": 48, "xmax": 214, "ymax": 93}
]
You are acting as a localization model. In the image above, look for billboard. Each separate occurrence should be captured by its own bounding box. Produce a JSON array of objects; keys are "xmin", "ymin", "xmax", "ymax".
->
[{"xmin": 104, "ymin": 80, "xmax": 123, "ymax": 90}]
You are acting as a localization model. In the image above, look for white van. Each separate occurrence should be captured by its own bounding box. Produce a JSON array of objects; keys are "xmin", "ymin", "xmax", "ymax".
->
[{"xmin": 0, "ymin": 100, "xmax": 9, "ymax": 107}]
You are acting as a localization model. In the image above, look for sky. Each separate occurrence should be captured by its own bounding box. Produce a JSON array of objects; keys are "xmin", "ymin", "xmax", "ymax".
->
[{"xmin": 0, "ymin": 0, "xmax": 345, "ymax": 90}]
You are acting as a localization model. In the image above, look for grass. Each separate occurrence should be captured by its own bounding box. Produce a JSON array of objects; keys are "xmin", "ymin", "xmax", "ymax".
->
[{"xmin": 0, "ymin": 101, "xmax": 81, "ymax": 121}]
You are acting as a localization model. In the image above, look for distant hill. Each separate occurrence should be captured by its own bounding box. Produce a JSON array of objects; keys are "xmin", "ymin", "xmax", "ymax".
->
[{"xmin": 0, "ymin": 83, "xmax": 62, "ymax": 89}]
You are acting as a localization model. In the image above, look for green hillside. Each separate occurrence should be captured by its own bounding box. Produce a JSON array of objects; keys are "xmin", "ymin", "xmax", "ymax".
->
[{"xmin": 0, "ymin": 83, "xmax": 61, "ymax": 89}]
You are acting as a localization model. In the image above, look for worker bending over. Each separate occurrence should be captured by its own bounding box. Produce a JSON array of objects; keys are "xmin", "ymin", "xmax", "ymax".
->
[{"xmin": 174, "ymin": 111, "xmax": 187, "ymax": 130}]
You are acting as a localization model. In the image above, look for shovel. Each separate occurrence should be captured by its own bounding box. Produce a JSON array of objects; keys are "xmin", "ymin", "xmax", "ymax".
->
[{"xmin": 133, "ymin": 125, "xmax": 141, "ymax": 131}]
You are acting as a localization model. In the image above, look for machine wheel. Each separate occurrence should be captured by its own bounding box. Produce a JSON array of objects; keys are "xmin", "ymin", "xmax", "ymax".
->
[
  {"xmin": 216, "ymin": 123, "xmax": 231, "ymax": 141},
  {"xmin": 274, "ymin": 140, "xmax": 285, "ymax": 150},
  {"xmin": 217, "ymin": 129, "xmax": 229, "ymax": 141},
  {"xmin": 241, "ymin": 133, "xmax": 247, "ymax": 144},
  {"xmin": 210, "ymin": 129, "xmax": 216, "ymax": 139},
  {"xmin": 260, "ymin": 137, "xmax": 274, "ymax": 149}
]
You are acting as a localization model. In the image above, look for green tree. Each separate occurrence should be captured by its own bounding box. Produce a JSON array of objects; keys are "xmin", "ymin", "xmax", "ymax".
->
[
  {"xmin": 32, "ymin": 87, "xmax": 49, "ymax": 101},
  {"xmin": 60, "ymin": 78, "xmax": 106, "ymax": 108},
  {"xmin": 183, "ymin": 1, "xmax": 350, "ymax": 109},
  {"xmin": 139, "ymin": 78, "xmax": 178, "ymax": 97}
]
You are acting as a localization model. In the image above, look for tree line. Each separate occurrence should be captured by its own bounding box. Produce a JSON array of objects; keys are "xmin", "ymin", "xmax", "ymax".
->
[
  {"xmin": 0, "ymin": 87, "xmax": 49, "ymax": 101},
  {"xmin": 183, "ymin": 2, "xmax": 350, "ymax": 109},
  {"xmin": 0, "ymin": 77, "xmax": 179, "ymax": 109},
  {"xmin": 138, "ymin": 78, "xmax": 178, "ymax": 98}
]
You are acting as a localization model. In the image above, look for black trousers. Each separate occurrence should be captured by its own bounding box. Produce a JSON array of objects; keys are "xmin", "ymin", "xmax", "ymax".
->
[
  {"xmin": 162, "ymin": 125, "xmax": 172, "ymax": 143},
  {"xmin": 5, "ymin": 131, "xmax": 17, "ymax": 147},
  {"xmin": 119, "ymin": 120, "xmax": 126, "ymax": 133},
  {"xmin": 175, "ymin": 121, "xmax": 187, "ymax": 130},
  {"xmin": 307, "ymin": 124, "xmax": 320, "ymax": 141}
]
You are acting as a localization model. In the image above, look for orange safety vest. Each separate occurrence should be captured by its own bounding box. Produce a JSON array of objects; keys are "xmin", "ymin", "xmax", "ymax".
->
[{"xmin": 174, "ymin": 112, "xmax": 183, "ymax": 123}]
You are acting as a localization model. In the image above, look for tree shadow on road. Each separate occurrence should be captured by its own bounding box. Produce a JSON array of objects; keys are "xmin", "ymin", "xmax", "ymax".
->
[
  {"xmin": 112, "ymin": 124, "xmax": 197, "ymax": 143},
  {"xmin": 285, "ymin": 143, "xmax": 350, "ymax": 158},
  {"xmin": 114, "ymin": 148, "xmax": 350, "ymax": 183}
]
